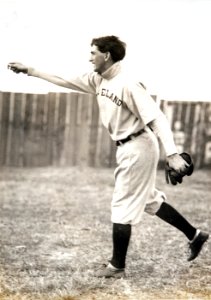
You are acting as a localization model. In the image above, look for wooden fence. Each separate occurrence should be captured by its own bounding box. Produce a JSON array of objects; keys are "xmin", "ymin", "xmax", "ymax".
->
[{"xmin": 0, "ymin": 91, "xmax": 210, "ymax": 169}]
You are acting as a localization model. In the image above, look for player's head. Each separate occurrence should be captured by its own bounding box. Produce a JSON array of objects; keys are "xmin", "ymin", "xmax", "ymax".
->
[
  {"xmin": 91, "ymin": 36, "xmax": 126, "ymax": 62},
  {"xmin": 89, "ymin": 35, "xmax": 126, "ymax": 73}
]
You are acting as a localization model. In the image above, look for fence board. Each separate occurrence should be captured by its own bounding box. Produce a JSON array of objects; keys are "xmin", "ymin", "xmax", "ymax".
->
[
  {"xmin": 88, "ymin": 96, "xmax": 100, "ymax": 167},
  {"xmin": 5, "ymin": 92, "xmax": 14, "ymax": 166},
  {"xmin": 60, "ymin": 93, "xmax": 71, "ymax": 166},
  {"xmin": 23, "ymin": 94, "xmax": 34, "ymax": 166},
  {"xmin": 57, "ymin": 93, "xmax": 67, "ymax": 166},
  {"xmin": 46, "ymin": 93, "xmax": 56, "ymax": 165},
  {"xmin": 179, "ymin": 102, "xmax": 188, "ymax": 131},
  {"xmin": 75, "ymin": 93, "xmax": 91, "ymax": 166},
  {"xmin": 9, "ymin": 93, "xmax": 23, "ymax": 166},
  {"xmin": 184, "ymin": 102, "xmax": 196, "ymax": 154},
  {"xmin": 67, "ymin": 93, "xmax": 78, "ymax": 165},
  {"xmin": 0, "ymin": 93, "xmax": 10, "ymax": 165},
  {"xmin": 32, "ymin": 94, "xmax": 48, "ymax": 166},
  {"xmin": 194, "ymin": 102, "xmax": 207, "ymax": 168}
]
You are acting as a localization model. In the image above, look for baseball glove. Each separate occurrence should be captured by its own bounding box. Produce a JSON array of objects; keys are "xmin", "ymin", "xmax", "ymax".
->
[{"xmin": 165, "ymin": 152, "xmax": 194, "ymax": 185}]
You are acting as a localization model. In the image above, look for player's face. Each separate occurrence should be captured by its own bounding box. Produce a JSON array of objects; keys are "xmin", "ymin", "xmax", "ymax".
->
[{"xmin": 89, "ymin": 45, "xmax": 107, "ymax": 74}]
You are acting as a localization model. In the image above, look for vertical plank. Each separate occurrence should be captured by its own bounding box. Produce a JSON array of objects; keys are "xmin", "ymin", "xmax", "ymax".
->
[
  {"xmin": 60, "ymin": 93, "xmax": 71, "ymax": 166},
  {"xmin": 0, "ymin": 93, "xmax": 3, "ymax": 165},
  {"xmin": 46, "ymin": 93, "xmax": 56, "ymax": 165},
  {"xmin": 29, "ymin": 94, "xmax": 39, "ymax": 167},
  {"xmin": 173, "ymin": 102, "xmax": 188, "ymax": 153},
  {"xmin": 182, "ymin": 102, "xmax": 196, "ymax": 154},
  {"xmin": 195, "ymin": 103, "xmax": 207, "ymax": 168},
  {"xmin": 5, "ymin": 93, "xmax": 14, "ymax": 166},
  {"xmin": 32, "ymin": 93, "xmax": 47, "ymax": 166},
  {"xmin": 0, "ymin": 93, "xmax": 10, "ymax": 166},
  {"xmin": 88, "ymin": 95, "xmax": 100, "ymax": 167},
  {"xmin": 43, "ymin": 93, "xmax": 49, "ymax": 165},
  {"xmin": 52, "ymin": 93, "xmax": 60, "ymax": 166},
  {"xmin": 76, "ymin": 93, "xmax": 92, "ymax": 166},
  {"xmin": 184, "ymin": 102, "xmax": 192, "ymax": 125},
  {"xmin": 204, "ymin": 102, "xmax": 211, "ymax": 136},
  {"xmin": 204, "ymin": 103, "xmax": 211, "ymax": 166},
  {"xmin": 178, "ymin": 102, "xmax": 187, "ymax": 131},
  {"xmin": 71, "ymin": 94, "xmax": 89, "ymax": 165},
  {"xmin": 176, "ymin": 101, "xmax": 184, "ymax": 123},
  {"xmin": 22, "ymin": 93, "xmax": 49, "ymax": 167},
  {"xmin": 9, "ymin": 93, "xmax": 24, "ymax": 166},
  {"xmin": 35, "ymin": 93, "xmax": 45, "ymax": 166},
  {"xmin": 19, "ymin": 93, "xmax": 26, "ymax": 167},
  {"xmin": 57, "ymin": 93, "xmax": 67, "ymax": 166},
  {"xmin": 190, "ymin": 103, "xmax": 199, "ymax": 157},
  {"xmin": 67, "ymin": 92, "xmax": 78, "ymax": 165},
  {"xmin": 23, "ymin": 94, "xmax": 34, "ymax": 166},
  {"xmin": 0, "ymin": 93, "xmax": 3, "ymax": 150}
]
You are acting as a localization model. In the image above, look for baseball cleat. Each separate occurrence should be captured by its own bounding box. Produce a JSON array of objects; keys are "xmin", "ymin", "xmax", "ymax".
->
[
  {"xmin": 187, "ymin": 230, "xmax": 209, "ymax": 261},
  {"xmin": 94, "ymin": 263, "xmax": 125, "ymax": 278}
]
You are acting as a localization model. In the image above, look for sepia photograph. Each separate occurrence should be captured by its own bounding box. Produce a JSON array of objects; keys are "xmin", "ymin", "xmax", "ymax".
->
[{"xmin": 0, "ymin": 0, "xmax": 210, "ymax": 299}]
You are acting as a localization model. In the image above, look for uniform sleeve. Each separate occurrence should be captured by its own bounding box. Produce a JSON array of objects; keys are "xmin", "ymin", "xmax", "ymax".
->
[
  {"xmin": 27, "ymin": 68, "xmax": 101, "ymax": 94},
  {"xmin": 126, "ymin": 82, "xmax": 178, "ymax": 156},
  {"xmin": 149, "ymin": 113, "xmax": 178, "ymax": 156},
  {"xmin": 126, "ymin": 82, "xmax": 161, "ymax": 125}
]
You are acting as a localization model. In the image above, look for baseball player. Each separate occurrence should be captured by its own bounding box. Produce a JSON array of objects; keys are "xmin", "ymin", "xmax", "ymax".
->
[{"xmin": 8, "ymin": 35, "xmax": 209, "ymax": 278}]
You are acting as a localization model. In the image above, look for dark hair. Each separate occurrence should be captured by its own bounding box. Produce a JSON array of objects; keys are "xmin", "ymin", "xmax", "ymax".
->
[{"xmin": 91, "ymin": 35, "xmax": 126, "ymax": 62}]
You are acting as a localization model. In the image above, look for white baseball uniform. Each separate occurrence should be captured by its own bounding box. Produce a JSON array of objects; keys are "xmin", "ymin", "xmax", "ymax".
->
[{"xmin": 28, "ymin": 62, "xmax": 178, "ymax": 225}]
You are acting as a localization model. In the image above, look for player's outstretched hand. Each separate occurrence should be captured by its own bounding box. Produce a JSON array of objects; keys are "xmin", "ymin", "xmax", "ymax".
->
[{"xmin": 7, "ymin": 62, "xmax": 28, "ymax": 74}]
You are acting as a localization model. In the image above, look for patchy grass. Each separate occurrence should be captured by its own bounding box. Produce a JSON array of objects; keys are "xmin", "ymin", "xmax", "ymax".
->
[{"xmin": 0, "ymin": 167, "xmax": 210, "ymax": 300}]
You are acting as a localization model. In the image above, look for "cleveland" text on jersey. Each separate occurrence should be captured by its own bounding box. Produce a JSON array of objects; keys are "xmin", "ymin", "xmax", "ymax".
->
[{"xmin": 101, "ymin": 88, "xmax": 123, "ymax": 106}]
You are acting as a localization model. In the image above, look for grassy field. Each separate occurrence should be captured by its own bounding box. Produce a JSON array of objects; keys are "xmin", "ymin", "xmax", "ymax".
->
[{"xmin": 0, "ymin": 166, "xmax": 210, "ymax": 300}]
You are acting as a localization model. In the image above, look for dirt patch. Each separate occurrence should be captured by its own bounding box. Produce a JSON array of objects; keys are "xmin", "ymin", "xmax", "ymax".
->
[{"xmin": 0, "ymin": 167, "xmax": 210, "ymax": 299}]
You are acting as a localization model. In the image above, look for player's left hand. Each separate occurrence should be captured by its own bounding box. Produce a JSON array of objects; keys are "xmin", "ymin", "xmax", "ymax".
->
[
  {"xmin": 166, "ymin": 153, "xmax": 188, "ymax": 174},
  {"xmin": 165, "ymin": 152, "xmax": 194, "ymax": 185}
]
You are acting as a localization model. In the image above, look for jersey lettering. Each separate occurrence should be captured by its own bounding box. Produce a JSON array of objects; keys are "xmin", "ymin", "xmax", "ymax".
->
[{"xmin": 101, "ymin": 88, "xmax": 122, "ymax": 106}]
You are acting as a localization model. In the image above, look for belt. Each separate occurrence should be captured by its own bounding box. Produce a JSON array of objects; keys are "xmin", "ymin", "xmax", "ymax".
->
[{"xmin": 116, "ymin": 128, "xmax": 145, "ymax": 146}]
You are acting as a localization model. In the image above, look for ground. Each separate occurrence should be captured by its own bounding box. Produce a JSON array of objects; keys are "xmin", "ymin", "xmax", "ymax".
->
[{"xmin": 0, "ymin": 167, "xmax": 210, "ymax": 300}]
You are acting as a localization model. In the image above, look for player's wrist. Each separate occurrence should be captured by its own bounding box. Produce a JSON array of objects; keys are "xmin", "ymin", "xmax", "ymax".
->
[
  {"xmin": 167, "ymin": 152, "xmax": 178, "ymax": 158},
  {"xmin": 27, "ymin": 67, "xmax": 35, "ymax": 76}
]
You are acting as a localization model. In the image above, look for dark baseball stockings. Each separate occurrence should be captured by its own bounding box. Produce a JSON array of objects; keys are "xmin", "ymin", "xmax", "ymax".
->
[
  {"xmin": 110, "ymin": 223, "xmax": 131, "ymax": 269},
  {"xmin": 156, "ymin": 202, "xmax": 196, "ymax": 240}
]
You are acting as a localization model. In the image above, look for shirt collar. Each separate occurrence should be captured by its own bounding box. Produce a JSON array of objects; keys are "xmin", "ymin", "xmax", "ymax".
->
[{"xmin": 101, "ymin": 62, "xmax": 122, "ymax": 79}]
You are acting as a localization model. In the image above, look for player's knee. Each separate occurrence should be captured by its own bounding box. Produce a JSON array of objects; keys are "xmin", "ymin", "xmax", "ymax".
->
[{"xmin": 144, "ymin": 198, "xmax": 165, "ymax": 216}]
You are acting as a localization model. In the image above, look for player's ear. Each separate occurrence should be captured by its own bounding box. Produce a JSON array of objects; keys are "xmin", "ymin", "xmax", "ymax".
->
[{"xmin": 104, "ymin": 52, "xmax": 111, "ymax": 61}]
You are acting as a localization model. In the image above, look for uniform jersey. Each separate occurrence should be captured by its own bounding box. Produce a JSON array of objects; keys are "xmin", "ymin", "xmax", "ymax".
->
[{"xmin": 94, "ymin": 62, "xmax": 161, "ymax": 141}]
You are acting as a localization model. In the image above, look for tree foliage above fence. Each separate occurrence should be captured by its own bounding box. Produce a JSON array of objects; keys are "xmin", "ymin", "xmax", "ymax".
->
[{"xmin": 0, "ymin": 91, "xmax": 210, "ymax": 168}]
